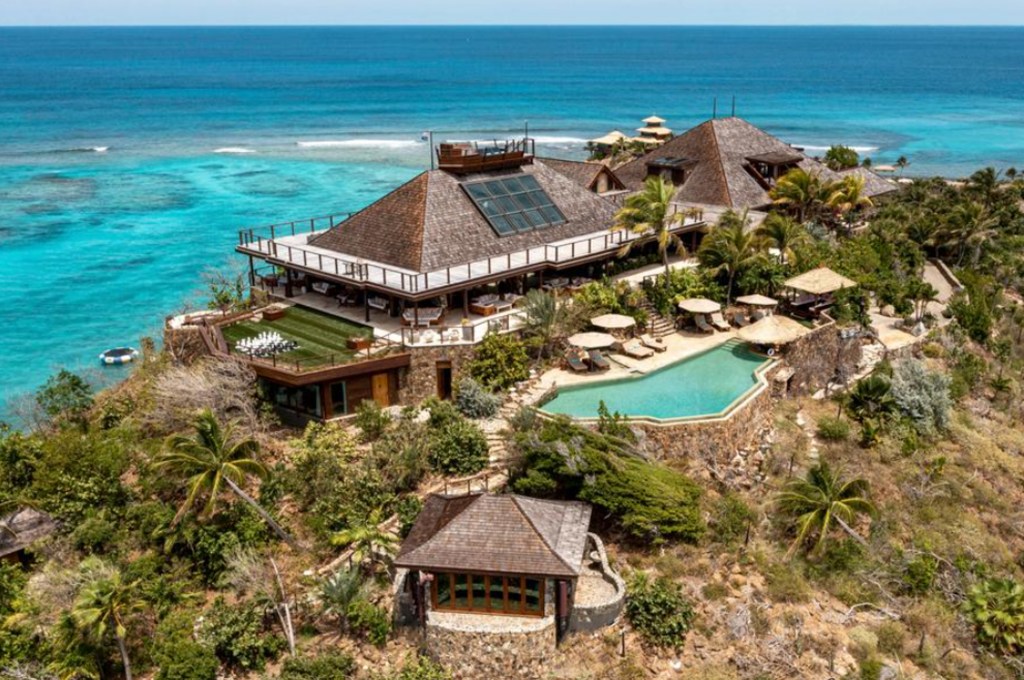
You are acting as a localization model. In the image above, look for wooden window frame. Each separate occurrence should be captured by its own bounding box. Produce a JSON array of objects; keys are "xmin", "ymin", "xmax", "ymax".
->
[{"xmin": 429, "ymin": 571, "xmax": 545, "ymax": 617}]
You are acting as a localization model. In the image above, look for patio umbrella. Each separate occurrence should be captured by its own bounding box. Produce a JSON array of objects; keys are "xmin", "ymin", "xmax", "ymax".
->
[
  {"xmin": 784, "ymin": 267, "xmax": 857, "ymax": 296},
  {"xmin": 590, "ymin": 313, "xmax": 636, "ymax": 330},
  {"xmin": 677, "ymin": 298, "xmax": 721, "ymax": 314},
  {"xmin": 567, "ymin": 332, "xmax": 617, "ymax": 349},
  {"xmin": 737, "ymin": 315, "xmax": 811, "ymax": 346},
  {"xmin": 735, "ymin": 294, "xmax": 778, "ymax": 307}
]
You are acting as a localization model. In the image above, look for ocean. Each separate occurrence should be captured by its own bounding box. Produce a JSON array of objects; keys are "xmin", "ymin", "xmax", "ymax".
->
[{"xmin": 1, "ymin": 26, "xmax": 1023, "ymax": 421}]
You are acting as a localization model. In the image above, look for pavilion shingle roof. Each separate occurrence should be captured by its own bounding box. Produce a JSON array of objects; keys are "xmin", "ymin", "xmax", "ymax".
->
[
  {"xmin": 615, "ymin": 117, "xmax": 896, "ymax": 210},
  {"xmin": 0, "ymin": 508, "xmax": 57, "ymax": 558},
  {"xmin": 395, "ymin": 493, "xmax": 592, "ymax": 578},
  {"xmin": 537, "ymin": 157, "xmax": 625, "ymax": 193},
  {"xmin": 308, "ymin": 160, "xmax": 619, "ymax": 273}
]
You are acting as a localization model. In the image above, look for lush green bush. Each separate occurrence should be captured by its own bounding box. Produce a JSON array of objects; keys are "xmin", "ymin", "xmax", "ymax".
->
[
  {"xmin": 36, "ymin": 369, "xmax": 93, "ymax": 422},
  {"xmin": 948, "ymin": 272, "xmax": 999, "ymax": 343},
  {"xmin": 596, "ymin": 401, "xmax": 635, "ymax": 442},
  {"xmin": 200, "ymin": 599, "xmax": 284, "ymax": 670},
  {"xmin": 902, "ymin": 554, "xmax": 938, "ymax": 596},
  {"xmin": 377, "ymin": 655, "xmax": 452, "ymax": 680},
  {"xmin": 354, "ymin": 400, "xmax": 391, "ymax": 442},
  {"xmin": 428, "ymin": 417, "xmax": 488, "ymax": 476},
  {"xmin": 890, "ymin": 359, "xmax": 951, "ymax": 435},
  {"xmin": 511, "ymin": 418, "xmax": 704, "ymax": 543},
  {"xmin": 347, "ymin": 599, "xmax": 391, "ymax": 647},
  {"xmin": 643, "ymin": 267, "xmax": 724, "ymax": 317},
  {"xmin": 950, "ymin": 350, "xmax": 987, "ymax": 399},
  {"xmin": 466, "ymin": 332, "xmax": 530, "ymax": 391},
  {"xmin": 816, "ymin": 415, "xmax": 851, "ymax": 441},
  {"xmin": 278, "ymin": 652, "xmax": 356, "ymax": 679},
  {"xmin": 709, "ymin": 493, "xmax": 756, "ymax": 545},
  {"xmin": 625, "ymin": 572, "xmax": 695, "ymax": 649},
  {"xmin": 964, "ymin": 578, "xmax": 1024, "ymax": 654},
  {"xmin": 396, "ymin": 494, "xmax": 423, "ymax": 538},
  {"xmin": 453, "ymin": 377, "xmax": 501, "ymax": 419},
  {"xmin": 824, "ymin": 145, "xmax": 860, "ymax": 171},
  {"xmin": 153, "ymin": 639, "xmax": 219, "ymax": 680}
]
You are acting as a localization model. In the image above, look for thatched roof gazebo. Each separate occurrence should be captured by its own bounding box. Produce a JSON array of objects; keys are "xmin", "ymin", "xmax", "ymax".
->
[
  {"xmin": 738, "ymin": 315, "xmax": 811, "ymax": 346},
  {"xmin": 784, "ymin": 267, "xmax": 857, "ymax": 296},
  {"xmin": 735, "ymin": 294, "xmax": 778, "ymax": 307}
]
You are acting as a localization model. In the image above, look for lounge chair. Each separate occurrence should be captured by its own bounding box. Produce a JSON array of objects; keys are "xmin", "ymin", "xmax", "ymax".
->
[
  {"xmin": 694, "ymin": 315, "xmax": 716, "ymax": 333},
  {"xmin": 731, "ymin": 312, "xmax": 750, "ymax": 327},
  {"xmin": 620, "ymin": 339, "xmax": 654, "ymax": 359},
  {"xmin": 710, "ymin": 311, "xmax": 731, "ymax": 332},
  {"xmin": 402, "ymin": 307, "xmax": 444, "ymax": 327},
  {"xmin": 639, "ymin": 333, "xmax": 667, "ymax": 352},
  {"xmin": 470, "ymin": 293, "xmax": 500, "ymax": 316},
  {"xmin": 588, "ymin": 350, "xmax": 611, "ymax": 371},
  {"xmin": 367, "ymin": 296, "xmax": 389, "ymax": 312},
  {"xmin": 564, "ymin": 351, "xmax": 589, "ymax": 373}
]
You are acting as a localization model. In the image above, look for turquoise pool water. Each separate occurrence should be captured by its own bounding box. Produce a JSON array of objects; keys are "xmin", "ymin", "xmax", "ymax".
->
[{"xmin": 542, "ymin": 341, "xmax": 771, "ymax": 421}]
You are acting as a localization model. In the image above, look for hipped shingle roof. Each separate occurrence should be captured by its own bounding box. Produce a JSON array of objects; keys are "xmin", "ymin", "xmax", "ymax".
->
[{"xmin": 395, "ymin": 494, "xmax": 592, "ymax": 577}]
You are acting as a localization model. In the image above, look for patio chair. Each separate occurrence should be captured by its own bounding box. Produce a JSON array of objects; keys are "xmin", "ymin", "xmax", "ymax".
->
[
  {"xmin": 619, "ymin": 339, "xmax": 654, "ymax": 359},
  {"xmin": 639, "ymin": 333, "xmax": 667, "ymax": 352},
  {"xmin": 751, "ymin": 310, "xmax": 766, "ymax": 322},
  {"xmin": 367, "ymin": 296, "xmax": 389, "ymax": 313},
  {"xmin": 731, "ymin": 312, "xmax": 750, "ymax": 327},
  {"xmin": 710, "ymin": 311, "xmax": 731, "ymax": 332},
  {"xmin": 694, "ymin": 315, "xmax": 716, "ymax": 333},
  {"xmin": 588, "ymin": 350, "xmax": 611, "ymax": 371},
  {"xmin": 564, "ymin": 351, "xmax": 589, "ymax": 373}
]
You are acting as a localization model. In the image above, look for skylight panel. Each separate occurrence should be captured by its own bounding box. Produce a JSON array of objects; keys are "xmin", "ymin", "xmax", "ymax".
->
[{"xmin": 462, "ymin": 174, "xmax": 566, "ymax": 237}]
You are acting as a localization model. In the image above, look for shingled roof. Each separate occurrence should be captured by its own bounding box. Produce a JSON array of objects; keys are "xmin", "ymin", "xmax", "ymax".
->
[
  {"xmin": 0, "ymin": 508, "xmax": 57, "ymax": 558},
  {"xmin": 615, "ymin": 117, "xmax": 896, "ymax": 210},
  {"xmin": 537, "ymin": 157, "xmax": 626, "ymax": 193},
  {"xmin": 308, "ymin": 160, "xmax": 619, "ymax": 273},
  {"xmin": 395, "ymin": 494, "xmax": 592, "ymax": 578}
]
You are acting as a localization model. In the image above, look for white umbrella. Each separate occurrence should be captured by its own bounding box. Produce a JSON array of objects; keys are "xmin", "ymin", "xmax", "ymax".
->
[
  {"xmin": 677, "ymin": 298, "xmax": 721, "ymax": 314},
  {"xmin": 590, "ymin": 313, "xmax": 636, "ymax": 330},
  {"xmin": 737, "ymin": 315, "xmax": 811, "ymax": 346},
  {"xmin": 735, "ymin": 294, "xmax": 779, "ymax": 307},
  {"xmin": 567, "ymin": 332, "xmax": 617, "ymax": 349}
]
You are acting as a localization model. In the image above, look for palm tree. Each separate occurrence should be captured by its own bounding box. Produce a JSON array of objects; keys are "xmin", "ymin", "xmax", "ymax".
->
[
  {"xmin": 967, "ymin": 167, "xmax": 1000, "ymax": 209},
  {"xmin": 827, "ymin": 175, "xmax": 874, "ymax": 231},
  {"xmin": 756, "ymin": 213, "xmax": 808, "ymax": 266},
  {"xmin": 71, "ymin": 565, "xmax": 144, "ymax": 680},
  {"xmin": 896, "ymin": 155, "xmax": 909, "ymax": 176},
  {"xmin": 612, "ymin": 176, "xmax": 691, "ymax": 285},
  {"xmin": 941, "ymin": 201, "xmax": 998, "ymax": 266},
  {"xmin": 777, "ymin": 462, "xmax": 875, "ymax": 557},
  {"xmin": 770, "ymin": 168, "xmax": 829, "ymax": 223},
  {"xmin": 522, "ymin": 289, "xmax": 567, "ymax": 358},
  {"xmin": 320, "ymin": 568, "xmax": 365, "ymax": 633},
  {"xmin": 155, "ymin": 409, "xmax": 299, "ymax": 549},
  {"xmin": 330, "ymin": 508, "xmax": 398, "ymax": 573},
  {"xmin": 697, "ymin": 210, "xmax": 766, "ymax": 304},
  {"xmin": 907, "ymin": 279, "xmax": 939, "ymax": 322},
  {"xmin": 845, "ymin": 374, "xmax": 898, "ymax": 445}
]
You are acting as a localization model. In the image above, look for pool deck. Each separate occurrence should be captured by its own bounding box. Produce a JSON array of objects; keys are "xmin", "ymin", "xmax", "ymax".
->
[{"xmin": 522, "ymin": 330, "xmax": 740, "ymax": 407}]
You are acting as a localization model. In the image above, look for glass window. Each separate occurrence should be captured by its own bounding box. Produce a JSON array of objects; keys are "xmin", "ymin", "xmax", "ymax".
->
[
  {"xmin": 435, "ymin": 573, "xmax": 451, "ymax": 608},
  {"xmin": 329, "ymin": 381, "xmax": 347, "ymax": 415},
  {"xmin": 453, "ymin": 573, "xmax": 470, "ymax": 609},
  {"xmin": 506, "ymin": 576, "xmax": 523, "ymax": 614},
  {"xmin": 471, "ymin": 575, "xmax": 487, "ymax": 610},
  {"xmin": 524, "ymin": 578, "xmax": 543, "ymax": 613},
  {"xmin": 489, "ymin": 575, "xmax": 507, "ymax": 612},
  {"xmin": 462, "ymin": 174, "xmax": 566, "ymax": 237}
]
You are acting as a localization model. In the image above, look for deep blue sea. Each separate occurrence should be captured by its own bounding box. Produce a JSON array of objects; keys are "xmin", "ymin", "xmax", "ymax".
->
[{"xmin": 1, "ymin": 26, "xmax": 1023, "ymax": 421}]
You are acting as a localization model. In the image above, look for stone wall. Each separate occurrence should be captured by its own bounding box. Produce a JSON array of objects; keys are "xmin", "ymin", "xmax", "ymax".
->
[
  {"xmin": 163, "ymin": 324, "xmax": 210, "ymax": 365},
  {"xmin": 569, "ymin": 533, "xmax": 625, "ymax": 634},
  {"xmin": 782, "ymin": 321, "xmax": 863, "ymax": 396},
  {"xmin": 397, "ymin": 344, "xmax": 477, "ymax": 405},
  {"xmin": 424, "ymin": 613, "xmax": 557, "ymax": 680}
]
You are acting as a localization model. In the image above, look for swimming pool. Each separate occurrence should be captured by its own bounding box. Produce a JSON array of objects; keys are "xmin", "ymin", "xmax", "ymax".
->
[{"xmin": 541, "ymin": 341, "xmax": 773, "ymax": 422}]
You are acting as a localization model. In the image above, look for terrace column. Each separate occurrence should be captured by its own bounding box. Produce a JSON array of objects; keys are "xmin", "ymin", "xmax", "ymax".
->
[
  {"xmin": 364, "ymin": 295, "xmax": 370, "ymax": 323},
  {"xmin": 462, "ymin": 290, "xmax": 469, "ymax": 319}
]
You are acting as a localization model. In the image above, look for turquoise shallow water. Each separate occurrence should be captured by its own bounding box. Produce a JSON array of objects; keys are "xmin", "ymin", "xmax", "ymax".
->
[
  {"xmin": 1, "ymin": 26, "xmax": 1023, "ymax": 421},
  {"xmin": 542, "ymin": 342, "xmax": 771, "ymax": 420}
]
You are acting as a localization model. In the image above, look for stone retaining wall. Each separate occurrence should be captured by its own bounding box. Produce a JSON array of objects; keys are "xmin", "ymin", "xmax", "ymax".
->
[
  {"xmin": 782, "ymin": 321, "xmax": 863, "ymax": 396},
  {"xmin": 424, "ymin": 613, "xmax": 557, "ymax": 679},
  {"xmin": 398, "ymin": 345, "xmax": 477, "ymax": 405},
  {"xmin": 569, "ymin": 533, "xmax": 626, "ymax": 633}
]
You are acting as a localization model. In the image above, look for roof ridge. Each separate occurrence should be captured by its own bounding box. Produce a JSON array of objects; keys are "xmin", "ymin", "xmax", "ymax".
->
[
  {"xmin": 707, "ymin": 119, "xmax": 735, "ymax": 208},
  {"xmin": 510, "ymin": 495, "xmax": 577, "ymax": 575},
  {"xmin": 398, "ymin": 492, "xmax": 484, "ymax": 564}
]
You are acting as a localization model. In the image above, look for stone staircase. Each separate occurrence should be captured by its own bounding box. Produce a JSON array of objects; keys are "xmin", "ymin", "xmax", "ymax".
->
[{"xmin": 639, "ymin": 300, "xmax": 675, "ymax": 338}]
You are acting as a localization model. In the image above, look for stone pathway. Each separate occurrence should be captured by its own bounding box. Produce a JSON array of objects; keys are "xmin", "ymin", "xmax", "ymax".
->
[{"xmin": 795, "ymin": 409, "xmax": 820, "ymax": 464}]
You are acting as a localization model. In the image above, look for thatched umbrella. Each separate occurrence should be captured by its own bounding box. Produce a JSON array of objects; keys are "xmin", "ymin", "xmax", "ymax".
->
[
  {"xmin": 677, "ymin": 298, "xmax": 721, "ymax": 314},
  {"xmin": 567, "ymin": 332, "xmax": 617, "ymax": 349},
  {"xmin": 784, "ymin": 267, "xmax": 857, "ymax": 296},
  {"xmin": 737, "ymin": 315, "xmax": 811, "ymax": 346},
  {"xmin": 735, "ymin": 294, "xmax": 778, "ymax": 307},
  {"xmin": 590, "ymin": 314, "xmax": 636, "ymax": 331}
]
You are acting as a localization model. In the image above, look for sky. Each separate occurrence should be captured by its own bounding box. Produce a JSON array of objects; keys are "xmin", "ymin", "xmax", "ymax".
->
[{"xmin": 1, "ymin": 0, "xmax": 1023, "ymax": 26}]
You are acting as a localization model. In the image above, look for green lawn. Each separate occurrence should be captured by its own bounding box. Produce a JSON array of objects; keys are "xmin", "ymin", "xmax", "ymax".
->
[{"xmin": 221, "ymin": 306, "xmax": 374, "ymax": 368}]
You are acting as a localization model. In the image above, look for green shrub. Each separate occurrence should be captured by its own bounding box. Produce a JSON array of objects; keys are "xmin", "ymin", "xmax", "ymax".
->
[
  {"xmin": 875, "ymin": 620, "xmax": 908, "ymax": 657},
  {"xmin": 710, "ymin": 493, "xmax": 755, "ymax": 545},
  {"xmin": 150, "ymin": 610, "xmax": 220, "ymax": 680},
  {"xmin": 807, "ymin": 539, "xmax": 865, "ymax": 579},
  {"xmin": 597, "ymin": 401, "xmax": 635, "ymax": 442},
  {"xmin": 396, "ymin": 495, "xmax": 423, "ymax": 538},
  {"xmin": 355, "ymin": 400, "xmax": 391, "ymax": 441},
  {"xmin": 950, "ymin": 351, "xmax": 987, "ymax": 399},
  {"xmin": 70, "ymin": 512, "xmax": 119, "ymax": 554},
  {"xmin": 890, "ymin": 359, "xmax": 951, "ymax": 435},
  {"xmin": 903, "ymin": 554, "xmax": 938, "ymax": 596},
  {"xmin": 625, "ymin": 572, "xmax": 695, "ymax": 649},
  {"xmin": 859, "ymin": 657, "xmax": 883, "ymax": 680},
  {"xmin": 200, "ymin": 598, "xmax": 284, "ymax": 670},
  {"xmin": 816, "ymin": 416, "xmax": 850, "ymax": 441},
  {"xmin": 278, "ymin": 652, "xmax": 356, "ymax": 680},
  {"xmin": 36, "ymin": 369, "xmax": 93, "ymax": 422},
  {"xmin": 347, "ymin": 600, "xmax": 391, "ymax": 647},
  {"xmin": 377, "ymin": 655, "xmax": 452, "ymax": 680},
  {"xmin": 466, "ymin": 333, "xmax": 530, "ymax": 391},
  {"xmin": 764, "ymin": 563, "xmax": 810, "ymax": 603},
  {"xmin": 964, "ymin": 578, "xmax": 1024, "ymax": 654},
  {"xmin": 454, "ymin": 377, "xmax": 502, "ymax": 419},
  {"xmin": 428, "ymin": 418, "xmax": 488, "ymax": 476}
]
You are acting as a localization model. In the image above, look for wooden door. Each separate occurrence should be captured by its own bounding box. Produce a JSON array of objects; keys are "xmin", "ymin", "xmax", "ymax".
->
[{"xmin": 372, "ymin": 373, "xmax": 391, "ymax": 407}]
